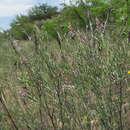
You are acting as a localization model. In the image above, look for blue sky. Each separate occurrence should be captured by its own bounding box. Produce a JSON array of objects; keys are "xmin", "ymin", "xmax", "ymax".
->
[{"xmin": 0, "ymin": 0, "xmax": 69, "ymax": 31}]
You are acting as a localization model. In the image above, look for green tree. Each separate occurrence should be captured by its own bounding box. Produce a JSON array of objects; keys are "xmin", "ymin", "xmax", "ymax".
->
[
  {"xmin": 61, "ymin": 5, "xmax": 87, "ymax": 28},
  {"xmin": 28, "ymin": 3, "xmax": 58, "ymax": 21},
  {"xmin": 10, "ymin": 15, "xmax": 34, "ymax": 40}
]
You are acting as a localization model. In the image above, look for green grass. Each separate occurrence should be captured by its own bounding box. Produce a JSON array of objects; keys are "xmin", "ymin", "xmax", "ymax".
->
[{"xmin": 0, "ymin": 27, "xmax": 130, "ymax": 129}]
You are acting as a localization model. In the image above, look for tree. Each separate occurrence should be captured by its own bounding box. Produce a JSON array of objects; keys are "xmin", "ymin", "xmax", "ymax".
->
[
  {"xmin": 9, "ymin": 4, "xmax": 59, "ymax": 40},
  {"xmin": 61, "ymin": 5, "xmax": 87, "ymax": 29},
  {"xmin": 10, "ymin": 15, "xmax": 34, "ymax": 40},
  {"xmin": 28, "ymin": 3, "xmax": 58, "ymax": 21}
]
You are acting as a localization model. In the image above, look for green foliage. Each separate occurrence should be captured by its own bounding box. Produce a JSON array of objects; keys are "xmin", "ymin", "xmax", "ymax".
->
[
  {"xmin": 61, "ymin": 5, "xmax": 87, "ymax": 28},
  {"xmin": 9, "ymin": 4, "xmax": 58, "ymax": 40},
  {"xmin": 42, "ymin": 16, "xmax": 68, "ymax": 39},
  {"xmin": 28, "ymin": 3, "xmax": 58, "ymax": 21},
  {"xmin": 110, "ymin": 0, "xmax": 128, "ymax": 25},
  {"xmin": 10, "ymin": 15, "xmax": 34, "ymax": 40},
  {"xmin": 90, "ymin": 1, "xmax": 109, "ymax": 20},
  {"xmin": 9, "ymin": 0, "xmax": 129, "ymax": 40}
]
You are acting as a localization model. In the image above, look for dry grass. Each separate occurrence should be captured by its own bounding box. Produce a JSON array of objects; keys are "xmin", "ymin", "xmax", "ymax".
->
[{"xmin": 0, "ymin": 26, "xmax": 129, "ymax": 129}]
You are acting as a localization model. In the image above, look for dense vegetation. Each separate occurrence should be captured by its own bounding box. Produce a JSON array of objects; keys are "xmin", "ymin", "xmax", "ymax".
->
[{"xmin": 0, "ymin": 0, "xmax": 130, "ymax": 129}]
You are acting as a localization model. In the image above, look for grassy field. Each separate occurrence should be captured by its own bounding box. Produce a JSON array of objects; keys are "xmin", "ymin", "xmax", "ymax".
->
[{"xmin": 0, "ymin": 27, "xmax": 130, "ymax": 129}]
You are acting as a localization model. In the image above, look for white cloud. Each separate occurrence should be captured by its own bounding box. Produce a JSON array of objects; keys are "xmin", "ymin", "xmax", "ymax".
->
[
  {"xmin": 0, "ymin": 0, "xmax": 37, "ymax": 17},
  {"xmin": 0, "ymin": 5, "xmax": 33, "ymax": 17},
  {"xmin": 0, "ymin": 0, "xmax": 69, "ymax": 17},
  {"xmin": 0, "ymin": 0, "xmax": 36, "ymax": 5}
]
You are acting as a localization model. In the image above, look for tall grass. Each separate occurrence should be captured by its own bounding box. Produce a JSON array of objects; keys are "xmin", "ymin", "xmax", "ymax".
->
[{"xmin": 0, "ymin": 25, "xmax": 129, "ymax": 130}]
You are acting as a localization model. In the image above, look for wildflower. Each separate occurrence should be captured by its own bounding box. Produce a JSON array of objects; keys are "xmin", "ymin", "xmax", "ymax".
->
[{"xmin": 83, "ymin": 115, "xmax": 90, "ymax": 121}]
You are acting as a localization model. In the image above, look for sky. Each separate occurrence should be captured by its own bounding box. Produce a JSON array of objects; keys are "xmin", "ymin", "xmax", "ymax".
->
[{"xmin": 0, "ymin": 0, "xmax": 67, "ymax": 31}]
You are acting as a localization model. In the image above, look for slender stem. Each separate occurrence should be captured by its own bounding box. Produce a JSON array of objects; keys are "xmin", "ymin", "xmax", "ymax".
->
[
  {"xmin": 0, "ymin": 96, "xmax": 18, "ymax": 130},
  {"xmin": 119, "ymin": 81, "xmax": 123, "ymax": 130}
]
